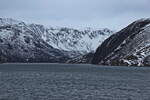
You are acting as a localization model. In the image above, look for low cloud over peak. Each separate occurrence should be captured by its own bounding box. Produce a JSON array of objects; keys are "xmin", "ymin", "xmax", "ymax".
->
[{"xmin": 0, "ymin": 0, "xmax": 150, "ymax": 30}]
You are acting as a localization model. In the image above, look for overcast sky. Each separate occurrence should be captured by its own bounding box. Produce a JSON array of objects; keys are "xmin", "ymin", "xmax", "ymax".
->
[{"xmin": 0, "ymin": 0, "xmax": 150, "ymax": 30}]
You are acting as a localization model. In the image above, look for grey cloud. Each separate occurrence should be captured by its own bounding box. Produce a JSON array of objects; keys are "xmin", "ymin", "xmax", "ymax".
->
[{"xmin": 0, "ymin": 0, "xmax": 150, "ymax": 30}]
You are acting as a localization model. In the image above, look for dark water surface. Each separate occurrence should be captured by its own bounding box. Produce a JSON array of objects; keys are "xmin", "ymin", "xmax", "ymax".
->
[{"xmin": 0, "ymin": 63, "xmax": 150, "ymax": 100}]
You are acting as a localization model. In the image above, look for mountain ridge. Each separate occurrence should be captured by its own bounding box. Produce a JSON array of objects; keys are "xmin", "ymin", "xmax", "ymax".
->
[
  {"xmin": 92, "ymin": 18, "xmax": 150, "ymax": 66},
  {"xmin": 0, "ymin": 18, "xmax": 113, "ymax": 63},
  {"xmin": 0, "ymin": 18, "xmax": 113, "ymax": 53}
]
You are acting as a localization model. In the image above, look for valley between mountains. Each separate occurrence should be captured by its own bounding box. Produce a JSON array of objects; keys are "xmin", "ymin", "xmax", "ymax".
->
[{"xmin": 1, "ymin": 18, "xmax": 150, "ymax": 66}]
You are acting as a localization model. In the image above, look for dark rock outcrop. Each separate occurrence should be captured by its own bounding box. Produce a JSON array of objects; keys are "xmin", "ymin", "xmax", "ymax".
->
[
  {"xmin": 92, "ymin": 18, "xmax": 150, "ymax": 66},
  {"xmin": 67, "ymin": 52, "xmax": 94, "ymax": 64}
]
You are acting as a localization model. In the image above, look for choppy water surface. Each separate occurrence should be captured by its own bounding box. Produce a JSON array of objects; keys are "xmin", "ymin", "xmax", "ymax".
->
[{"xmin": 0, "ymin": 63, "xmax": 150, "ymax": 100}]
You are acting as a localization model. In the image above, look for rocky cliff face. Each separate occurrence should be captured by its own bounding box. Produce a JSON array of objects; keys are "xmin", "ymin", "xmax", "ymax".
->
[{"xmin": 92, "ymin": 18, "xmax": 150, "ymax": 66}]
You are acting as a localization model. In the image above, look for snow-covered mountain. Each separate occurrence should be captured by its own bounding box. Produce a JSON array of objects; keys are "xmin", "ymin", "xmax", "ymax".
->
[
  {"xmin": 25, "ymin": 23, "xmax": 113, "ymax": 53},
  {"xmin": 44, "ymin": 27, "xmax": 113, "ymax": 53},
  {"xmin": 0, "ymin": 18, "xmax": 70, "ymax": 62},
  {"xmin": 92, "ymin": 18, "xmax": 150, "ymax": 66},
  {"xmin": 0, "ymin": 18, "xmax": 113, "ymax": 53},
  {"xmin": 0, "ymin": 18, "xmax": 113, "ymax": 63}
]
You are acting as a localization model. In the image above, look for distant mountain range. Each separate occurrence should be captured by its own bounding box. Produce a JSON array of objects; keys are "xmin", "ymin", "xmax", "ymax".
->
[
  {"xmin": 2, "ymin": 18, "xmax": 150, "ymax": 67},
  {"xmin": 0, "ymin": 18, "xmax": 113, "ymax": 63}
]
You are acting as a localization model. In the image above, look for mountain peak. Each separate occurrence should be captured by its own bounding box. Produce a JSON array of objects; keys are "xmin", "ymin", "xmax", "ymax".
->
[
  {"xmin": 92, "ymin": 18, "xmax": 150, "ymax": 66},
  {"xmin": 0, "ymin": 18, "xmax": 23, "ymax": 26}
]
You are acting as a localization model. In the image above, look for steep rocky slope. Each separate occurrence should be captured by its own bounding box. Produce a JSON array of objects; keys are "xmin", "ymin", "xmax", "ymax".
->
[
  {"xmin": 92, "ymin": 18, "xmax": 150, "ymax": 66},
  {"xmin": 0, "ymin": 18, "xmax": 70, "ymax": 63}
]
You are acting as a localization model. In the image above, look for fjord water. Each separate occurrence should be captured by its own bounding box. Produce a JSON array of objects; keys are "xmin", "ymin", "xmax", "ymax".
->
[{"xmin": 0, "ymin": 63, "xmax": 150, "ymax": 100}]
